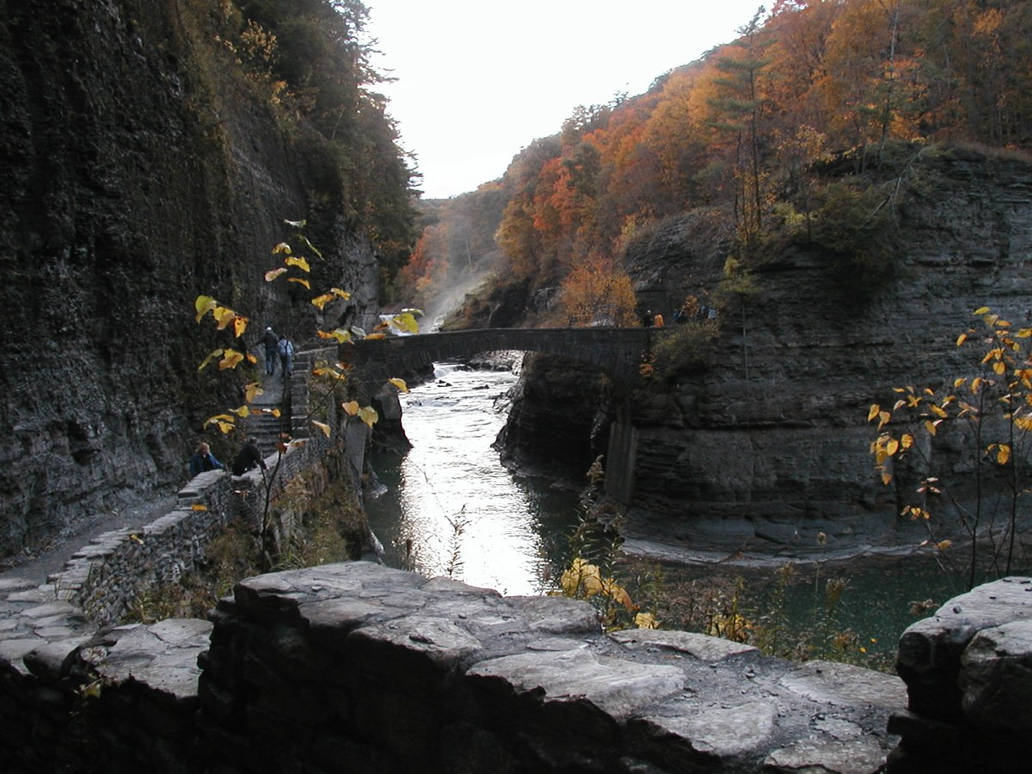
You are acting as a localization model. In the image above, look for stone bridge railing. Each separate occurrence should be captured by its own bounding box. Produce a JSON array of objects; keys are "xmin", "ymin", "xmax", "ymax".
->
[{"xmin": 345, "ymin": 327, "xmax": 657, "ymax": 389}]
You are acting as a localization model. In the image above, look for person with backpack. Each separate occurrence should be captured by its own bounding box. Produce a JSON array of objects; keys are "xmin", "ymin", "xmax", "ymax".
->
[
  {"xmin": 277, "ymin": 335, "xmax": 295, "ymax": 379},
  {"xmin": 232, "ymin": 436, "xmax": 268, "ymax": 476},
  {"xmin": 263, "ymin": 326, "xmax": 278, "ymax": 376}
]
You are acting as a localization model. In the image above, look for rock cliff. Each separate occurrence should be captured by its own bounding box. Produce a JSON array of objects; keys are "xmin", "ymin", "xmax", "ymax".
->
[
  {"xmin": 0, "ymin": 1, "xmax": 383, "ymax": 560},
  {"xmin": 502, "ymin": 148, "xmax": 1032, "ymax": 550}
]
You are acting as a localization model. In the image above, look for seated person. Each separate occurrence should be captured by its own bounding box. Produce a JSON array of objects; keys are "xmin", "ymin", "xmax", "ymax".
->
[{"xmin": 188, "ymin": 442, "xmax": 223, "ymax": 477}]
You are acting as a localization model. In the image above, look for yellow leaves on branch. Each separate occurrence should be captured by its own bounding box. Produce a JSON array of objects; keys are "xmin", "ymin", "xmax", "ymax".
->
[
  {"xmin": 559, "ymin": 558, "xmax": 635, "ymax": 612},
  {"xmin": 311, "ymin": 420, "xmax": 331, "ymax": 438},
  {"xmin": 341, "ymin": 400, "xmax": 378, "ymax": 427},
  {"xmin": 204, "ymin": 414, "xmax": 236, "ymax": 434},
  {"xmin": 194, "ymin": 296, "xmax": 249, "ymax": 339},
  {"xmin": 311, "ymin": 288, "xmax": 351, "ymax": 310},
  {"xmin": 316, "ymin": 328, "xmax": 353, "ymax": 343},
  {"xmin": 197, "ymin": 348, "xmax": 246, "ymax": 371}
]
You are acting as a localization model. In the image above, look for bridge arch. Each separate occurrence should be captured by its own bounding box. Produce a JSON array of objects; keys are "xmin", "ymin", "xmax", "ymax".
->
[{"xmin": 345, "ymin": 327, "xmax": 656, "ymax": 386}]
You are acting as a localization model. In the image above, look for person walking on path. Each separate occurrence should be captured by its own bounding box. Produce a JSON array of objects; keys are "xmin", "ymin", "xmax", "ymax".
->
[
  {"xmin": 232, "ymin": 436, "xmax": 268, "ymax": 476},
  {"xmin": 188, "ymin": 442, "xmax": 223, "ymax": 477},
  {"xmin": 277, "ymin": 335, "xmax": 295, "ymax": 381},
  {"xmin": 263, "ymin": 326, "xmax": 278, "ymax": 376}
]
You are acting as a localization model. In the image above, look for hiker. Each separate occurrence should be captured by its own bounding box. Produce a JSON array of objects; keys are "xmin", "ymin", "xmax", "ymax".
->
[
  {"xmin": 277, "ymin": 335, "xmax": 295, "ymax": 379},
  {"xmin": 263, "ymin": 326, "xmax": 278, "ymax": 376},
  {"xmin": 232, "ymin": 436, "xmax": 267, "ymax": 476},
  {"xmin": 188, "ymin": 442, "xmax": 223, "ymax": 477}
]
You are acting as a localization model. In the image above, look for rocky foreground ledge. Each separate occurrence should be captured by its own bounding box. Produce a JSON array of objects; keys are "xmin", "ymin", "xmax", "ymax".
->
[{"xmin": 0, "ymin": 562, "xmax": 1028, "ymax": 773}]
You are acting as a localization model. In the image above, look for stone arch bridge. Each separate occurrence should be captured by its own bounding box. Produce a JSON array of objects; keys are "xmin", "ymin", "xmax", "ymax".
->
[
  {"xmin": 345, "ymin": 327, "xmax": 658, "ymax": 386},
  {"xmin": 344, "ymin": 327, "xmax": 660, "ymax": 503}
]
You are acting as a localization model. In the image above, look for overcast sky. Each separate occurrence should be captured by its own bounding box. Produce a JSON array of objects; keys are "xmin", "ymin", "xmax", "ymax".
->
[{"xmin": 364, "ymin": 1, "xmax": 765, "ymax": 199}]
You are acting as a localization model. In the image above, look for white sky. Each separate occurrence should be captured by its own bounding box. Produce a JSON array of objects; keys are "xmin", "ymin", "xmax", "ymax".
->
[{"xmin": 364, "ymin": 1, "xmax": 765, "ymax": 199}]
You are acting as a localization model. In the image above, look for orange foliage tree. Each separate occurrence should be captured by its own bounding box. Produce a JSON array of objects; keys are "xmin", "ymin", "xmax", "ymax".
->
[{"xmin": 558, "ymin": 259, "xmax": 638, "ymax": 328}]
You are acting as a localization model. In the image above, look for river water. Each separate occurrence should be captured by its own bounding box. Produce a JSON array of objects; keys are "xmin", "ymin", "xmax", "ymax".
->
[{"xmin": 364, "ymin": 362, "xmax": 581, "ymax": 596}]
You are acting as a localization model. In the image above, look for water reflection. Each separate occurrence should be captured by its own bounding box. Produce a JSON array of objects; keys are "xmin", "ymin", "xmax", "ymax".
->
[{"xmin": 365, "ymin": 362, "xmax": 579, "ymax": 596}]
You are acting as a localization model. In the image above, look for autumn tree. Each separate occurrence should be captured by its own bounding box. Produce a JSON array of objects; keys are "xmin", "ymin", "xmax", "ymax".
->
[{"xmin": 557, "ymin": 258, "xmax": 638, "ymax": 328}]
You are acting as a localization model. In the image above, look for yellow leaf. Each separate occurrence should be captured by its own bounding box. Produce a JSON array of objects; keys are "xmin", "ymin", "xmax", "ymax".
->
[
  {"xmin": 330, "ymin": 287, "xmax": 351, "ymax": 299},
  {"xmin": 212, "ymin": 306, "xmax": 237, "ymax": 330},
  {"xmin": 996, "ymin": 444, "xmax": 1011, "ymax": 464},
  {"xmin": 342, "ymin": 400, "xmax": 360, "ymax": 416},
  {"xmin": 312, "ymin": 420, "xmax": 331, "ymax": 437},
  {"xmin": 231, "ymin": 405, "xmax": 250, "ymax": 418},
  {"xmin": 244, "ymin": 382, "xmax": 264, "ymax": 402},
  {"xmin": 311, "ymin": 293, "xmax": 335, "ymax": 310},
  {"xmin": 312, "ymin": 367, "xmax": 342, "ymax": 379},
  {"xmin": 365, "ymin": 332, "xmax": 387, "ymax": 340},
  {"xmin": 609, "ymin": 583, "xmax": 635, "ymax": 611},
  {"xmin": 191, "ymin": 504, "xmax": 208, "ymax": 511},
  {"xmin": 194, "ymin": 295, "xmax": 217, "ymax": 322},
  {"xmin": 885, "ymin": 438, "xmax": 899, "ymax": 456},
  {"xmin": 993, "ymin": 360, "xmax": 1006, "ymax": 375},
  {"xmin": 867, "ymin": 404, "xmax": 880, "ymax": 422},
  {"xmin": 198, "ymin": 348, "xmax": 224, "ymax": 371},
  {"xmin": 316, "ymin": 328, "xmax": 352, "ymax": 343},
  {"xmin": 219, "ymin": 349, "xmax": 245, "ymax": 370},
  {"xmin": 246, "ymin": 353, "xmax": 257, "ymax": 364},
  {"xmin": 388, "ymin": 377, "xmax": 409, "ymax": 393},
  {"xmin": 973, "ymin": 306, "xmax": 990, "ymax": 316},
  {"xmin": 936, "ymin": 539, "xmax": 952, "ymax": 552},
  {"xmin": 265, "ymin": 267, "xmax": 288, "ymax": 282},
  {"xmin": 924, "ymin": 420, "xmax": 937, "ymax": 436},
  {"xmin": 953, "ymin": 377, "xmax": 966, "ymax": 388},
  {"xmin": 233, "ymin": 315, "xmax": 248, "ymax": 338},
  {"xmin": 877, "ymin": 410, "xmax": 890, "ymax": 429},
  {"xmin": 881, "ymin": 470, "xmax": 893, "ymax": 486},
  {"xmin": 1017, "ymin": 328, "xmax": 1032, "ymax": 339},
  {"xmin": 971, "ymin": 377, "xmax": 984, "ymax": 393},
  {"xmin": 956, "ymin": 333, "xmax": 967, "ymax": 346},
  {"xmin": 287, "ymin": 277, "xmax": 311, "ymax": 290},
  {"xmin": 901, "ymin": 433, "xmax": 914, "ymax": 449},
  {"xmin": 929, "ymin": 404, "xmax": 948, "ymax": 418},
  {"xmin": 272, "ymin": 242, "xmax": 292, "ymax": 255},
  {"xmin": 634, "ymin": 612, "xmax": 659, "ymax": 630},
  {"xmin": 358, "ymin": 406, "xmax": 379, "ymax": 427},
  {"xmin": 389, "ymin": 311, "xmax": 420, "ymax": 334},
  {"xmin": 285, "ymin": 255, "xmax": 311, "ymax": 273}
]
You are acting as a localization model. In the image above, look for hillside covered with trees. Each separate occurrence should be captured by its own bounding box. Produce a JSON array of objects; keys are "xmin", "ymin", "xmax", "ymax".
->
[{"xmin": 399, "ymin": 0, "xmax": 1031, "ymax": 324}]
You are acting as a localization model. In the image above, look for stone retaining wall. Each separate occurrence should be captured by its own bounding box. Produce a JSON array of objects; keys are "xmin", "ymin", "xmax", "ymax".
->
[{"xmin": 2, "ymin": 561, "xmax": 1030, "ymax": 772}]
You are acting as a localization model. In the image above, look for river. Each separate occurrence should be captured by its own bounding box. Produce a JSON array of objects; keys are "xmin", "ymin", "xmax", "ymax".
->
[{"xmin": 364, "ymin": 361, "xmax": 581, "ymax": 596}]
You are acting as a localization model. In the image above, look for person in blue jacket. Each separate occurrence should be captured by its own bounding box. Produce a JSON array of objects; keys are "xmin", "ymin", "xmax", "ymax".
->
[{"xmin": 188, "ymin": 441, "xmax": 224, "ymax": 477}]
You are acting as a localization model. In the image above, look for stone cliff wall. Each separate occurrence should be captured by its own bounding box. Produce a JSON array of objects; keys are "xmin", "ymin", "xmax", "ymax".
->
[
  {"xmin": 503, "ymin": 149, "xmax": 1032, "ymax": 552},
  {"xmin": 0, "ymin": 0, "xmax": 381, "ymax": 559}
]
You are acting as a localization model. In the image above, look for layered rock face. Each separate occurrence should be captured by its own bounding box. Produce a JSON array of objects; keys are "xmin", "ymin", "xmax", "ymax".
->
[
  {"xmin": 0, "ymin": 2, "xmax": 379, "ymax": 559},
  {"xmin": 503, "ymin": 150, "xmax": 1032, "ymax": 548}
]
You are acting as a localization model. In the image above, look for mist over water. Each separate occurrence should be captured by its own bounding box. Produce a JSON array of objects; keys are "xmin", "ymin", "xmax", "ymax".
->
[{"xmin": 364, "ymin": 362, "xmax": 580, "ymax": 596}]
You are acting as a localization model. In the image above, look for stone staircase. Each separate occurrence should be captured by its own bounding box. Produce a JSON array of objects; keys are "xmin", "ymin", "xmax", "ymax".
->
[{"xmin": 245, "ymin": 346, "xmax": 338, "ymax": 457}]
